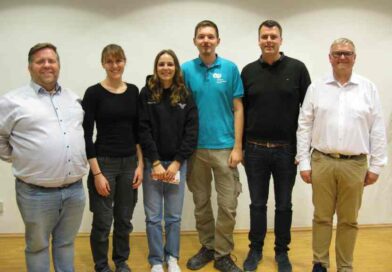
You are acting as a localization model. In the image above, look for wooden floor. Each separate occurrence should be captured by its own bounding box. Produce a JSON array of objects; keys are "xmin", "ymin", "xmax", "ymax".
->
[{"xmin": 1, "ymin": 227, "xmax": 391, "ymax": 271}]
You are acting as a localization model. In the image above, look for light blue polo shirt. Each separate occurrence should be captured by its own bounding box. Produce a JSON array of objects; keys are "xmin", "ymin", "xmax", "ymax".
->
[{"xmin": 182, "ymin": 56, "xmax": 244, "ymax": 149}]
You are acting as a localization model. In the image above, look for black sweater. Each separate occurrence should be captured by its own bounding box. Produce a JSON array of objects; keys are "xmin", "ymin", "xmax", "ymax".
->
[
  {"xmin": 241, "ymin": 54, "xmax": 311, "ymax": 144},
  {"xmin": 138, "ymin": 84, "xmax": 198, "ymax": 163},
  {"xmin": 82, "ymin": 83, "xmax": 139, "ymax": 159}
]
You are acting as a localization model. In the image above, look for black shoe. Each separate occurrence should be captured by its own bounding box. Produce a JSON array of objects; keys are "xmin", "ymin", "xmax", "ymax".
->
[
  {"xmin": 97, "ymin": 267, "xmax": 113, "ymax": 272},
  {"xmin": 115, "ymin": 263, "xmax": 131, "ymax": 272},
  {"xmin": 275, "ymin": 253, "xmax": 292, "ymax": 272},
  {"xmin": 186, "ymin": 246, "xmax": 215, "ymax": 270},
  {"xmin": 95, "ymin": 266, "xmax": 113, "ymax": 272},
  {"xmin": 312, "ymin": 263, "xmax": 327, "ymax": 272},
  {"xmin": 243, "ymin": 249, "xmax": 262, "ymax": 271},
  {"xmin": 214, "ymin": 255, "xmax": 243, "ymax": 272}
]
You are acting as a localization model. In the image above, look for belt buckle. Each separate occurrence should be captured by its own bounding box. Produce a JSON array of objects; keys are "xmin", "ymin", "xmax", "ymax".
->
[
  {"xmin": 267, "ymin": 142, "xmax": 271, "ymax": 148},
  {"xmin": 329, "ymin": 153, "xmax": 340, "ymax": 159}
]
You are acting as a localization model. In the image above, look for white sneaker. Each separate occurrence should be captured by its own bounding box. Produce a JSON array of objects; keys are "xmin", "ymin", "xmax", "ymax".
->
[
  {"xmin": 151, "ymin": 264, "xmax": 164, "ymax": 272},
  {"xmin": 167, "ymin": 256, "xmax": 181, "ymax": 272}
]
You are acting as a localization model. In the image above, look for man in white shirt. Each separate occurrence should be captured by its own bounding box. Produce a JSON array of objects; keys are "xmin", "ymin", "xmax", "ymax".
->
[
  {"xmin": 0, "ymin": 43, "xmax": 87, "ymax": 272},
  {"xmin": 296, "ymin": 38, "xmax": 387, "ymax": 272}
]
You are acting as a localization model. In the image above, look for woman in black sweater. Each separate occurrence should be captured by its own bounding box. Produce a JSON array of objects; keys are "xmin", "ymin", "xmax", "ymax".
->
[
  {"xmin": 82, "ymin": 44, "xmax": 143, "ymax": 272},
  {"xmin": 139, "ymin": 49, "xmax": 198, "ymax": 272}
]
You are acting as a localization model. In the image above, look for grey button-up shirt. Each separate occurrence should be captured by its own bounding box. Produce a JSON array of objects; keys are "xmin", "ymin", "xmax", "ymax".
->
[{"xmin": 0, "ymin": 81, "xmax": 88, "ymax": 187}]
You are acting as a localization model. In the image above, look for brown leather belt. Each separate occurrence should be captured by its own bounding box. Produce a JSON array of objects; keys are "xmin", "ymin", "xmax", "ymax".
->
[
  {"xmin": 315, "ymin": 149, "xmax": 364, "ymax": 159},
  {"xmin": 247, "ymin": 140, "xmax": 289, "ymax": 148}
]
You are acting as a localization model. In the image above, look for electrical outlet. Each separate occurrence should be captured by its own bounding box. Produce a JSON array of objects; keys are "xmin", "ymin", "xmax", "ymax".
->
[{"xmin": 0, "ymin": 201, "xmax": 3, "ymax": 214}]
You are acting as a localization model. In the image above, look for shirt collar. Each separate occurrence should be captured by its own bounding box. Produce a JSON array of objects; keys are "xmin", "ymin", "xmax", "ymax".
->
[
  {"xmin": 258, "ymin": 52, "xmax": 285, "ymax": 66},
  {"xmin": 349, "ymin": 73, "xmax": 360, "ymax": 84},
  {"xmin": 30, "ymin": 81, "xmax": 62, "ymax": 94},
  {"xmin": 324, "ymin": 72, "xmax": 359, "ymax": 86},
  {"xmin": 197, "ymin": 54, "xmax": 221, "ymax": 68}
]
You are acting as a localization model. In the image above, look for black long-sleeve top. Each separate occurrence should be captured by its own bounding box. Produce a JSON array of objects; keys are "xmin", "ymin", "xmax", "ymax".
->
[
  {"xmin": 82, "ymin": 83, "xmax": 139, "ymax": 159},
  {"xmin": 138, "ymin": 84, "xmax": 198, "ymax": 164},
  {"xmin": 241, "ymin": 54, "xmax": 311, "ymax": 144}
]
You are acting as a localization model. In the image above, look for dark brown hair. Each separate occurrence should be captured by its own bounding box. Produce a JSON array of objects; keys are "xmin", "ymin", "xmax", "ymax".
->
[
  {"xmin": 258, "ymin": 20, "xmax": 283, "ymax": 37},
  {"xmin": 194, "ymin": 20, "xmax": 219, "ymax": 38}
]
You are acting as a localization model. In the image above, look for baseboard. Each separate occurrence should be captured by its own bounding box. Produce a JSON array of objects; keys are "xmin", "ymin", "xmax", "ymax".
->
[{"xmin": 1, "ymin": 224, "xmax": 391, "ymax": 238}]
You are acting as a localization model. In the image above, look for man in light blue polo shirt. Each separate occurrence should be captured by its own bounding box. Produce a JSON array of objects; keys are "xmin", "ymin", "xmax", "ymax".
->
[{"xmin": 182, "ymin": 20, "xmax": 244, "ymax": 272}]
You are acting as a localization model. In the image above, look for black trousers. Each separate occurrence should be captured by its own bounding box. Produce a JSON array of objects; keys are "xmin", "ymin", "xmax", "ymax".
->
[
  {"xmin": 244, "ymin": 142, "xmax": 297, "ymax": 254},
  {"xmin": 88, "ymin": 156, "xmax": 138, "ymax": 271}
]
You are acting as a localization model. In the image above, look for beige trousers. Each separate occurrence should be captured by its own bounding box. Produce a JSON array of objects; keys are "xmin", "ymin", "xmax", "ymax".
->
[
  {"xmin": 311, "ymin": 150, "xmax": 367, "ymax": 272},
  {"xmin": 187, "ymin": 149, "xmax": 242, "ymax": 258}
]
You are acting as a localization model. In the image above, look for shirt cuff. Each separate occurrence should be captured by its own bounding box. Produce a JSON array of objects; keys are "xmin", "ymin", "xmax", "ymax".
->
[
  {"xmin": 174, "ymin": 155, "xmax": 185, "ymax": 164},
  {"xmin": 299, "ymin": 159, "xmax": 311, "ymax": 171},
  {"xmin": 0, "ymin": 155, "xmax": 12, "ymax": 163},
  {"xmin": 368, "ymin": 165, "xmax": 383, "ymax": 175}
]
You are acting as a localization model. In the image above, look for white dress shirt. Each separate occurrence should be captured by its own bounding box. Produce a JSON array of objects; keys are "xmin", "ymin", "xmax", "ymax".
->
[
  {"xmin": 296, "ymin": 73, "xmax": 387, "ymax": 174},
  {"xmin": 0, "ymin": 81, "xmax": 88, "ymax": 187}
]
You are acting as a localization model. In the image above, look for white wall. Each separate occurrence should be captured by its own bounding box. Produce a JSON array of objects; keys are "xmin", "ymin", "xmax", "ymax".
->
[{"xmin": 0, "ymin": 0, "xmax": 391, "ymax": 233}]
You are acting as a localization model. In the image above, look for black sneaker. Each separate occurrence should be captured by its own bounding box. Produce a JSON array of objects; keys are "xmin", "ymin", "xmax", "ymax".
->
[
  {"xmin": 312, "ymin": 263, "xmax": 327, "ymax": 272},
  {"xmin": 275, "ymin": 253, "xmax": 292, "ymax": 272},
  {"xmin": 186, "ymin": 246, "xmax": 215, "ymax": 270},
  {"xmin": 115, "ymin": 263, "xmax": 131, "ymax": 272},
  {"xmin": 243, "ymin": 249, "xmax": 262, "ymax": 271},
  {"xmin": 214, "ymin": 255, "xmax": 243, "ymax": 272},
  {"xmin": 96, "ymin": 266, "xmax": 113, "ymax": 272}
]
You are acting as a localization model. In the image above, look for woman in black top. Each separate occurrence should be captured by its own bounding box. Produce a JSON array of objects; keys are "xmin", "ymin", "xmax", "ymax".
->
[
  {"xmin": 139, "ymin": 49, "xmax": 198, "ymax": 272},
  {"xmin": 82, "ymin": 44, "xmax": 143, "ymax": 272}
]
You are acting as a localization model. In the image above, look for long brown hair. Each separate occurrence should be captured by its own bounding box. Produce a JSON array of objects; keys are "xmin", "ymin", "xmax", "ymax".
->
[{"xmin": 148, "ymin": 49, "xmax": 189, "ymax": 106}]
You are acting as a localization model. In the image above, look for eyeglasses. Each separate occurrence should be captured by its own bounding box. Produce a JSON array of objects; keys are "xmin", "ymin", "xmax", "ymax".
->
[{"xmin": 331, "ymin": 51, "xmax": 355, "ymax": 58}]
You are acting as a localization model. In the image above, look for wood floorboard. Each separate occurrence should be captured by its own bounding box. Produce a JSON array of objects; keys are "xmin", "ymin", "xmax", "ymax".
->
[{"xmin": 0, "ymin": 227, "xmax": 391, "ymax": 271}]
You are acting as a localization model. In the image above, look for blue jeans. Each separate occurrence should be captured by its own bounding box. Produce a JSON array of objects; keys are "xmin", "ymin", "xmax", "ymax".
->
[
  {"xmin": 244, "ymin": 142, "xmax": 297, "ymax": 254},
  {"xmin": 88, "ymin": 156, "xmax": 138, "ymax": 271},
  {"xmin": 143, "ymin": 160, "xmax": 186, "ymax": 265},
  {"xmin": 16, "ymin": 179, "xmax": 85, "ymax": 272}
]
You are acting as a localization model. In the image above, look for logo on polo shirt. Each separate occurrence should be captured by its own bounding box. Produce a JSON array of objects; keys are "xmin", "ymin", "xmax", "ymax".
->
[
  {"xmin": 212, "ymin": 73, "xmax": 227, "ymax": 84},
  {"xmin": 213, "ymin": 73, "xmax": 221, "ymax": 79}
]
